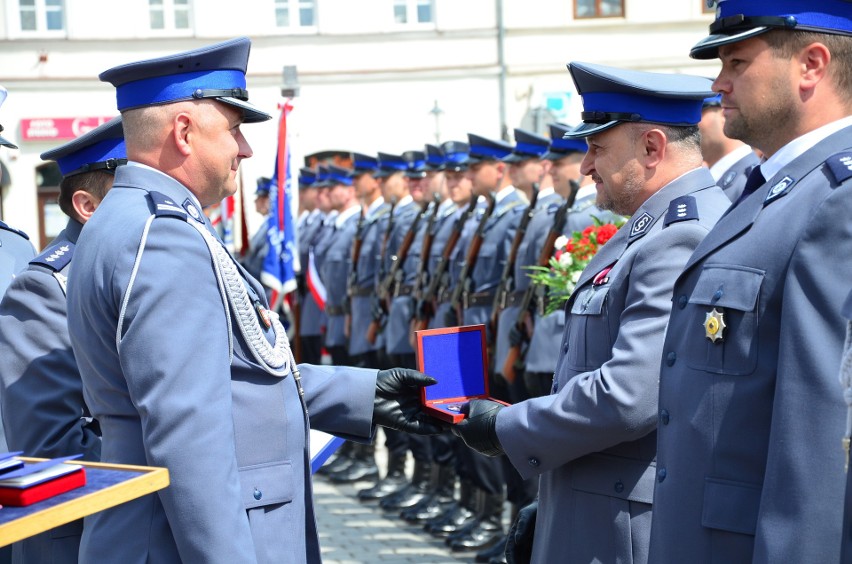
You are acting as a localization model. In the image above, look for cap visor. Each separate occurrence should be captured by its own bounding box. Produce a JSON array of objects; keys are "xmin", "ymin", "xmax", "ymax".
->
[
  {"xmin": 564, "ymin": 121, "xmax": 620, "ymax": 139},
  {"xmin": 218, "ymin": 97, "xmax": 272, "ymax": 123},
  {"xmin": 0, "ymin": 134, "xmax": 17, "ymax": 150},
  {"xmin": 690, "ymin": 27, "xmax": 770, "ymax": 59},
  {"xmin": 501, "ymin": 153, "xmax": 525, "ymax": 164}
]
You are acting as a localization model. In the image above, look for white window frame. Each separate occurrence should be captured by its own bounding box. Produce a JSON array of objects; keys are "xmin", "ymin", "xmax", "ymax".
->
[
  {"xmin": 147, "ymin": 0, "xmax": 193, "ymax": 35},
  {"xmin": 6, "ymin": 0, "xmax": 66, "ymax": 39},
  {"xmin": 392, "ymin": 0, "xmax": 435, "ymax": 29},
  {"xmin": 273, "ymin": 0, "xmax": 317, "ymax": 33}
]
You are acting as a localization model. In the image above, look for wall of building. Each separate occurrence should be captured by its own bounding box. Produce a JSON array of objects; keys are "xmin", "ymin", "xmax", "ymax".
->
[{"xmin": 0, "ymin": 0, "xmax": 720, "ymax": 249}]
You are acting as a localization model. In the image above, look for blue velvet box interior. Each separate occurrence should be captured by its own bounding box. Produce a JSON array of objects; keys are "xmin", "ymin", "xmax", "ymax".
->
[{"xmin": 417, "ymin": 325, "xmax": 489, "ymax": 422}]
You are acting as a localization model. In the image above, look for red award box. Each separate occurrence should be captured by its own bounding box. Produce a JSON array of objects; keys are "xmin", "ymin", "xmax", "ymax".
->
[{"xmin": 415, "ymin": 324, "xmax": 508, "ymax": 424}]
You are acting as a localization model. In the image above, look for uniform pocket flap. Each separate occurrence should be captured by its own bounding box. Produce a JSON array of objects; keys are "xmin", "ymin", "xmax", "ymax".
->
[
  {"xmin": 570, "ymin": 286, "xmax": 610, "ymax": 316},
  {"xmin": 239, "ymin": 460, "xmax": 294, "ymax": 509},
  {"xmin": 570, "ymin": 453, "xmax": 656, "ymax": 504},
  {"xmin": 689, "ymin": 266, "xmax": 764, "ymax": 311},
  {"xmin": 477, "ymin": 242, "xmax": 498, "ymax": 258},
  {"xmin": 701, "ymin": 476, "xmax": 760, "ymax": 535}
]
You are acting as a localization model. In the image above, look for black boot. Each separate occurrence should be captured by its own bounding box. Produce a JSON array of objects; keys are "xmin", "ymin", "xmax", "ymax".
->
[
  {"xmin": 379, "ymin": 458, "xmax": 432, "ymax": 511},
  {"xmin": 427, "ymin": 479, "xmax": 480, "ymax": 537},
  {"xmin": 449, "ymin": 492, "xmax": 505, "ymax": 552},
  {"xmin": 476, "ymin": 534, "xmax": 508, "ymax": 562},
  {"xmin": 318, "ymin": 441, "xmax": 355, "ymax": 476},
  {"xmin": 401, "ymin": 463, "xmax": 456, "ymax": 523},
  {"xmin": 328, "ymin": 443, "xmax": 379, "ymax": 483},
  {"xmin": 356, "ymin": 450, "xmax": 407, "ymax": 501}
]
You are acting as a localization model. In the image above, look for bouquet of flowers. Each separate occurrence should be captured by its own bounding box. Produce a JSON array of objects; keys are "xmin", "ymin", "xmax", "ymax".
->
[{"xmin": 526, "ymin": 218, "xmax": 625, "ymax": 315}]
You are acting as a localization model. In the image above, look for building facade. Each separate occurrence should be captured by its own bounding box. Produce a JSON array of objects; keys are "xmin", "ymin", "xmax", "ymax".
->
[{"xmin": 0, "ymin": 0, "xmax": 720, "ymax": 249}]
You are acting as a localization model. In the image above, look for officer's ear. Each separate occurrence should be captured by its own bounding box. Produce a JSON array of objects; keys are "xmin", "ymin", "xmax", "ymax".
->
[
  {"xmin": 71, "ymin": 189, "xmax": 101, "ymax": 223},
  {"xmin": 640, "ymin": 128, "xmax": 666, "ymax": 170},
  {"xmin": 798, "ymin": 41, "xmax": 831, "ymax": 95},
  {"xmin": 173, "ymin": 111, "xmax": 193, "ymax": 157}
]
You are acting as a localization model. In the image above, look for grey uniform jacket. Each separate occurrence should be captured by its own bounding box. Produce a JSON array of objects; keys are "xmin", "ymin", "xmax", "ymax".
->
[
  {"xmin": 66, "ymin": 164, "xmax": 378, "ymax": 564},
  {"xmin": 495, "ymin": 168, "xmax": 729, "ymax": 564},
  {"xmin": 842, "ymin": 289, "xmax": 852, "ymax": 564},
  {"xmin": 300, "ymin": 215, "xmax": 334, "ymax": 338},
  {"xmin": 319, "ymin": 208, "xmax": 359, "ymax": 348},
  {"xmin": 0, "ymin": 219, "xmax": 99, "ymax": 564},
  {"xmin": 241, "ymin": 222, "xmax": 270, "ymax": 284},
  {"xmin": 717, "ymin": 149, "xmax": 761, "ymax": 203},
  {"xmin": 425, "ymin": 201, "xmax": 459, "ymax": 330},
  {"xmin": 651, "ymin": 126, "xmax": 852, "ymax": 564},
  {"xmin": 349, "ymin": 202, "xmax": 390, "ymax": 357}
]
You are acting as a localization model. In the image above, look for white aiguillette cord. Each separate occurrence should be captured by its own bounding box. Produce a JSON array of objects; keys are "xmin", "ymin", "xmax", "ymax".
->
[{"xmin": 842, "ymin": 322, "xmax": 852, "ymax": 472}]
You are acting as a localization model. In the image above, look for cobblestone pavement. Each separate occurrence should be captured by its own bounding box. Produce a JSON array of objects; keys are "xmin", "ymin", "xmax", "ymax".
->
[{"xmin": 313, "ymin": 437, "xmax": 506, "ymax": 564}]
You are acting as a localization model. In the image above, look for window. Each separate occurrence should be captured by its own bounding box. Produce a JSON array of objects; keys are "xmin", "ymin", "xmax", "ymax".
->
[
  {"xmin": 149, "ymin": 0, "xmax": 191, "ymax": 31},
  {"xmin": 575, "ymin": 0, "xmax": 624, "ymax": 19},
  {"xmin": 393, "ymin": 0, "xmax": 433, "ymax": 25},
  {"xmin": 15, "ymin": 0, "xmax": 64, "ymax": 34},
  {"xmin": 275, "ymin": 0, "xmax": 315, "ymax": 28}
]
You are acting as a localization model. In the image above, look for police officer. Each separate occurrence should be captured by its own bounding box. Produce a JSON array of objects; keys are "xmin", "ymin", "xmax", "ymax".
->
[
  {"xmin": 451, "ymin": 61, "xmax": 730, "ymax": 563},
  {"xmin": 239, "ymin": 176, "xmax": 271, "ymax": 284},
  {"xmin": 698, "ymin": 94, "xmax": 761, "ymax": 202},
  {"xmin": 318, "ymin": 165, "xmax": 361, "ymax": 366},
  {"xmin": 0, "ymin": 85, "xmax": 35, "ymax": 302},
  {"xmin": 652, "ymin": 3, "xmax": 852, "ymax": 562},
  {"xmin": 842, "ymin": 288, "xmax": 852, "ymax": 562},
  {"xmin": 0, "ymin": 116, "xmax": 124, "ymax": 564},
  {"xmin": 299, "ymin": 165, "xmax": 333, "ymax": 365},
  {"xmin": 66, "ymin": 37, "xmax": 442, "ymax": 563}
]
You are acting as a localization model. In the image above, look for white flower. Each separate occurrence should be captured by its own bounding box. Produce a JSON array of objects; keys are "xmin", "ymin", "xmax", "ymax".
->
[
  {"xmin": 571, "ymin": 271, "xmax": 582, "ymax": 283},
  {"xmin": 554, "ymin": 235, "xmax": 569, "ymax": 250},
  {"xmin": 558, "ymin": 252, "xmax": 573, "ymax": 267}
]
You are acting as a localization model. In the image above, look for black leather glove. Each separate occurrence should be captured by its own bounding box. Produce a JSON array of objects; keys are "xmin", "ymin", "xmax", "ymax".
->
[
  {"xmin": 508, "ymin": 323, "xmax": 528, "ymax": 347},
  {"xmin": 451, "ymin": 399, "xmax": 504, "ymax": 457},
  {"xmin": 373, "ymin": 368, "xmax": 446, "ymax": 435},
  {"xmin": 506, "ymin": 500, "xmax": 538, "ymax": 564},
  {"xmin": 443, "ymin": 307, "xmax": 459, "ymax": 327}
]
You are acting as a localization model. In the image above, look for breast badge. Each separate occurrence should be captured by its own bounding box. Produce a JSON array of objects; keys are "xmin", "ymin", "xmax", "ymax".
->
[{"xmin": 704, "ymin": 308, "xmax": 726, "ymax": 342}]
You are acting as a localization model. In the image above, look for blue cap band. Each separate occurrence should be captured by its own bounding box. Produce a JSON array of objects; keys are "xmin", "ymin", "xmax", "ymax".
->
[
  {"xmin": 716, "ymin": 0, "xmax": 852, "ymax": 35},
  {"xmin": 582, "ymin": 91, "xmax": 703, "ymax": 126},
  {"xmin": 470, "ymin": 144, "xmax": 512, "ymax": 160},
  {"xmin": 56, "ymin": 138, "xmax": 126, "ymax": 176},
  {"xmin": 514, "ymin": 142, "xmax": 548, "ymax": 157},
  {"xmin": 116, "ymin": 69, "xmax": 246, "ymax": 111}
]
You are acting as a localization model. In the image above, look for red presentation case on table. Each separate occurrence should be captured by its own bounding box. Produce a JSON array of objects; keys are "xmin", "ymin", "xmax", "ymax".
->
[{"xmin": 415, "ymin": 324, "xmax": 509, "ymax": 424}]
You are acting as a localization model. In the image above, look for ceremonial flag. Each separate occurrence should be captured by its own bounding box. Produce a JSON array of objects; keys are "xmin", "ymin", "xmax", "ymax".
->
[{"xmin": 262, "ymin": 101, "xmax": 299, "ymax": 308}]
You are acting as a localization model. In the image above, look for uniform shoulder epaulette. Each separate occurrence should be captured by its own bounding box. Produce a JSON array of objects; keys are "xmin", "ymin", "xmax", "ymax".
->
[
  {"xmin": 664, "ymin": 195, "xmax": 698, "ymax": 227},
  {"xmin": 546, "ymin": 202, "xmax": 560, "ymax": 214},
  {"xmin": 148, "ymin": 191, "xmax": 188, "ymax": 220},
  {"xmin": 31, "ymin": 241, "xmax": 75, "ymax": 272},
  {"xmin": 826, "ymin": 151, "xmax": 852, "ymax": 185},
  {"xmin": 0, "ymin": 220, "xmax": 30, "ymax": 240}
]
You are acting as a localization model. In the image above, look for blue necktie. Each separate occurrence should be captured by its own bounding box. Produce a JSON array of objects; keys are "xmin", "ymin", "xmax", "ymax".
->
[{"xmin": 733, "ymin": 166, "xmax": 765, "ymax": 207}]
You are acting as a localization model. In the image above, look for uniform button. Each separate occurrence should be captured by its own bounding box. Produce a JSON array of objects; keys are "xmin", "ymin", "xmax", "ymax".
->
[
  {"xmin": 713, "ymin": 288, "xmax": 723, "ymax": 301},
  {"xmin": 666, "ymin": 352, "xmax": 676, "ymax": 366},
  {"xmin": 253, "ymin": 488, "xmax": 262, "ymax": 500},
  {"xmin": 657, "ymin": 468, "xmax": 667, "ymax": 483},
  {"xmin": 660, "ymin": 409, "xmax": 670, "ymax": 425},
  {"xmin": 614, "ymin": 481, "xmax": 624, "ymax": 493},
  {"xmin": 678, "ymin": 295, "xmax": 688, "ymax": 309},
  {"xmin": 563, "ymin": 344, "xmax": 569, "ymax": 354},
  {"xmin": 528, "ymin": 457, "xmax": 540, "ymax": 467}
]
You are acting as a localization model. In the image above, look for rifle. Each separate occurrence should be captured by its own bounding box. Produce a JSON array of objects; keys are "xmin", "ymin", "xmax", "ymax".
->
[
  {"xmin": 366, "ymin": 197, "xmax": 398, "ymax": 345},
  {"xmin": 449, "ymin": 192, "xmax": 497, "ymax": 324},
  {"xmin": 413, "ymin": 197, "xmax": 479, "ymax": 332},
  {"xmin": 378, "ymin": 198, "xmax": 431, "ymax": 301},
  {"xmin": 343, "ymin": 209, "xmax": 367, "ymax": 339},
  {"xmin": 489, "ymin": 183, "xmax": 540, "ymax": 341},
  {"xmin": 414, "ymin": 193, "xmax": 442, "ymax": 301},
  {"xmin": 502, "ymin": 178, "xmax": 582, "ymax": 383}
]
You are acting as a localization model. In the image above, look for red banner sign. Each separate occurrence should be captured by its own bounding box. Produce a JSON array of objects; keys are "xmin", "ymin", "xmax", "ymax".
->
[{"xmin": 19, "ymin": 116, "xmax": 116, "ymax": 142}]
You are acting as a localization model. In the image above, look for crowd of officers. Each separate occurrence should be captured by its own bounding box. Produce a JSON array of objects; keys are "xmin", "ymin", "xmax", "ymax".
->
[{"xmin": 290, "ymin": 115, "xmax": 716, "ymax": 562}]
